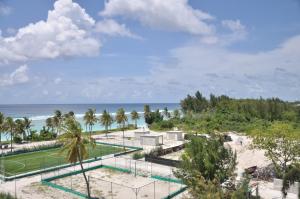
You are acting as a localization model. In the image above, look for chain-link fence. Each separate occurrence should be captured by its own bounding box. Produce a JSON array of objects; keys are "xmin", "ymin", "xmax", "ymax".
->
[{"xmin": 41, "ymin": 157, "xmax": 186, "ymax": 199}]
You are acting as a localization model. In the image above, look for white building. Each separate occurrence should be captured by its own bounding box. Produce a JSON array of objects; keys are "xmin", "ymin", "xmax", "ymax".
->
[
  {"xmin": 140, "ymin": 134, "xmax": 164, "ymax": 146},
  {"xmin": 134, "ymin": 131, "xmax": 150, "ymax": 139},
  {"xmin": 166, "ymin": 130, "xmax": 184, "ymax": 141}
]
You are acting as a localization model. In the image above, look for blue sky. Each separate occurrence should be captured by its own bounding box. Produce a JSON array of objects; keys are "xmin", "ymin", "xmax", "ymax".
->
[{"xmin": 0, "ymin": 0, "xmax": 299, "ymax": 104}]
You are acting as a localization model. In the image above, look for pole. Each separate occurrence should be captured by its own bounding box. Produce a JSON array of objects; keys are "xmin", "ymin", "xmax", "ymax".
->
[
  {"xmin": 135, "ymin": 161, "xmax": 137, "ymax": 177},
  {"xmin": 154, "ymin": 181, "xmax": 156, "ymax": 199},
  {"xmin": 111, "ymin": 182, "xmax": 113, "ymax": 199}
]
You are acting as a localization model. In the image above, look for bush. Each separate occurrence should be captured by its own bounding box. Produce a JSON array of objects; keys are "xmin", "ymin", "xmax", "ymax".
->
[
  {"xmin": 150, "ymin": 120, "xmax": 174, "ymax": 131},
  {"xmin": 13, "ymin": 136, "xmax": 22, "ymax": 144},
  {"xmin": 3, "ymin": 143, "xmax": 61, "ymax": 156},
  {"xmin": 132, "ymin": 152, "xmax": 145, "ymax": 160},
  {"xmin": 148, "ymin": 146, "xmax": 164, "ymax": 157},
  {"xmin": 0, "ymin": 192, "xmax": 17, "ymax": 199}
]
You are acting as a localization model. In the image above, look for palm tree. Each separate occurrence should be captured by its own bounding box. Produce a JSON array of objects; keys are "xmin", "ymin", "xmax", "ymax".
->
[
  {"xmin": 163, "ymin": 107, "xmax": 170, "ymax": 119},
  {"xmin": 5, "ymin": 117, "xmax": 15, "ymax": 152},
  {"xmin": 0, "ymin": 112, "xmax": 5, "ymax": 145},
  {"xmin": 83, "ymin": 109, "xmax": 97, "ymax": 138},
  {"xmin": 100, "ymin": 110, "xmax": 113, "ymax": 137},
  {"xmin": 15, "ymin": 119, "xmax": 25, "ymax": 141},
  {"xmin": 173, "ymin": 109, "xmax": 181, "ymax": 119},
  {"xmin": 23, "ymin": 117, "xmax": 32, "ymax": 141},
  {"xmin": 46, "ymin": 117, "xmax": 55, "ymax": 133},
  {"xmin": 52, "ymin": 116, "xmax": 60, "ymax": 135},
  {"xmin": 130, "ymin": 110, "xmax": 139, "ymax": 129},
  {"xmin": 116, "ymin": 108, "xmax": 128, "ymax": 150},
  {"xmin": 54, "ymin": 110, "xmax": 63, "ymax": 135},
  {"xmin": 58, "ymin": 118, "xmax": 95, "ymax": 199}
]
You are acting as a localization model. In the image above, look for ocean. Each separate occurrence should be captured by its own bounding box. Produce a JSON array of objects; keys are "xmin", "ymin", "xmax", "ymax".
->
[{"xmin": 0, "ymin": 103, "xmax": 180, "ymax": 141}]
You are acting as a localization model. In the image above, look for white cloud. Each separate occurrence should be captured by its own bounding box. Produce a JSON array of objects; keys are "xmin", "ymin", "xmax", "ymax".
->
[
  {"xmin": 95, "ymin": 19, "xmax": 141, "ymax": 39},
  {"xmin": 222, "ymin": 20, "xmax": 246, "ymax": 32},
  {"xmin": 0, "ymin": 0, "xmax": 101, "ymax": 64},
  {"xmin": 0, "ymin": 4, "xmax": 11, "ymax": 16},
  {"xmin": 77, "ymin": 35, "xmax": 300, "ymax": 102},
  {"xmin": 0, "ymin": 65, "xmax": 29, "ymax": 87},
  {"xmin": 54, "ymin": 77, "xmax": 62, "ymax": 84},
  {"xmin": 100, "ymin": 0, "xmax": 214, "ymax": 35}
]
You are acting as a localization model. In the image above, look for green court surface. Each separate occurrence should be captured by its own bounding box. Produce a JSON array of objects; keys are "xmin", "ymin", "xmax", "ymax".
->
[{"xmin": 0, "ymin": 144, "xmax": 123, "ymax": 177}]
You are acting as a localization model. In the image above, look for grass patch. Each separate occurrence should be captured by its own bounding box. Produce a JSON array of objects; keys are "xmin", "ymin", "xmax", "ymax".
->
[{"xmin": 0, "ymin": 144, "xmax": 123, "ymax": 177}]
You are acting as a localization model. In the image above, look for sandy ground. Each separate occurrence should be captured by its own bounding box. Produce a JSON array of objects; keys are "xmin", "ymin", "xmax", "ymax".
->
[
  {"xmin": 161, "ymin": 150, "xmax": 184, "ymax": 161},
  {"xmin": 53, "ymin": 167, "xmax": 183, "ymax": 199},
  {"xmin": 225, "ymin": 132, "xmax": 298, "ymax": 199}
]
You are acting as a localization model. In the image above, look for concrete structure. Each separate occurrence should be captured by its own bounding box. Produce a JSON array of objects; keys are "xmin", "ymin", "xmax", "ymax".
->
[
  {"xmin": 166, "ymin": 131, "xmax": 184, "ymax": 141},
  {"xmin": 134, "ymin": 131, "xmax": 150, "ymax": 139},
  {"xmin": 140, "ymin": 134, "xmax": 163, "ymax": 146}
]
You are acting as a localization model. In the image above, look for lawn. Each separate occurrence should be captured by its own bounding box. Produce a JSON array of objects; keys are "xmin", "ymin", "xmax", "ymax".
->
[{"xmin": 0, "ymin": 144, "xmax": 123, "ymax": 177}]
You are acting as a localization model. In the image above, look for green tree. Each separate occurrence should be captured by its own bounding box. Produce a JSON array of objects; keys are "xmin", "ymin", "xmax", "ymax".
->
[
  {"xmin": 116, "ymin": 108, "xmax": 127, "ymax": 149},
  {"xmin": 54, "ymin": 110, "xmax": 63, "ymax": 135},
  {"xmin": 282, "ymin": 165, "xmax": 300, "ymax": 198},
  {"xmin": 100, "ymin": 110, "xmax": 113, "ymax": 137},
  {"xmin": 163, "ymin": 107, "xmax": 170, "ymax": 119},
  {"xmin": 58, "ymin": 118, "xmax": 95, "ymax": 199},
  {"xmin": 144, "ymin": 105, "xmax": 151, "ymax": 126},
  {"xmin": 252, "ymin": 122, "xmax": 300, "ymax": 177},
  {"xmin": 23, "ymin": 117, "xmax": 32, "ymax": 141},
  {"xmin": 0, "ymin": 112, "xmax": 5, "ymax": 145},
  {"xmin": 46, "ymin": 117, "xmax": 55, "ymax": 133},
  {"xmin": 173, "ymin": 109, "xmax": 181, "ymax": 119},
  {"xmin": 175, "ymin": 137, "xmax": 237, "ymax": 198},
  {"xmin": 130, "ymin": 110, "xmax": 140, "ymax": 128},
  {"xmin": 14, "ymin": 119, "xmax": 25, "ymax": 141},
  {"xmin": 83, "ymin": 109, "xmax": 97, "ymax": 138},
  {"xmin": 5, "ymin": 117, "xmax": 15, "ymax": 152}
]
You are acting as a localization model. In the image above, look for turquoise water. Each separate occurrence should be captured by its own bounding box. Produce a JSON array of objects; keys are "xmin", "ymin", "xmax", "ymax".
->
[{"xmin": 0, "ymin": 103, "xmax": 179, "ymax": 141}]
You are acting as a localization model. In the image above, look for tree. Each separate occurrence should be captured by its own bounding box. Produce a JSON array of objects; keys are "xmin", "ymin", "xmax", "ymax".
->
[
  {"xmin": 282, "ymin": 165, "xmax": 300, "ymax": 198},
  {"xmin": 252, "ymin": 122, "xmax": 300, "ymax": 178},
  {"xmin": 46, "ymin": 117, "xmax": 55, "ymax": 133},
  {"xmin": 5, "ymin": 117, "xmax": 15, "ymax": 152},
  {"xmin": 58, "ymin": 118, "xmax": 95, "ymax": 199},
  {"xmin": 54, "ymin": 110, "xmax": 63, "ymax": 135},
  {"xmin": 130, "ymin": 110, "xmax": 139, "ymax": 129},
  {"xmin": 100, "ymin": 110, "xmax": 113, "ymax": 137},
  {"xmin": 23, "ymin": 117, "xmax": 32, "ymax": 141},
  {"xmin": 14, "ymin": 119, "xmax": 25, "ymax": 141},
  {"xmin": 173, "ymin": 109, "xmax": 181, "ymax": 119},
  {"xmin": 83, "ymin": 109, "xmax": 97, "ymax": 138},
  {"xmin": 175, "ymin": 137, "xmax": 237, "ymax": 199},
  {"xmin": 163, "ymin": 107, "xmax": 170, "ymax": 119},
  {"xmin": 116, "ymin": 108, "xmax": 127, "ymax": 150},
  {"xmin": 144, "ymin": 105, "xmax": 151, "ymax": 126},
  {"xmin": 0, "ymin": 112, "xmax": 5, "ymax": 145}
]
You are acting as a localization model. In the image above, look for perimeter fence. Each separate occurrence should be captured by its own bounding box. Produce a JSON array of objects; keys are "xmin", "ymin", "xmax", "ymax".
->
[{"xmin": 41, "ymin": 157, "xmax": 187, "ymax": 199}]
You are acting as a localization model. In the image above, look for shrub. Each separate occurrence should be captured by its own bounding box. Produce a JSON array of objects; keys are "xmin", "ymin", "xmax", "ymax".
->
[
  {"xmin": 3, "ymin": 143, "xmax": 61, "ymax": 156},
  {"xmin": 0, "ymin": 192, "xmax": 17, "ymax": 199},
  {"xmin": 148, "ymin": 146, "xmax": 164, "ymax": 157},
  {"xmin": 13, "ymin": 136, "xmax": 22, "ymax": 144},
  {"xmin": 132, "ymin": 152, "xmax": 145, "ymax": 160}
]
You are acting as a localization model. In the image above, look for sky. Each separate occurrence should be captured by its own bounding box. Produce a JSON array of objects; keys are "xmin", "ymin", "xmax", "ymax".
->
[{"xmin": 0, "ymin": 0, "xmax": 299, "ymax": 104}]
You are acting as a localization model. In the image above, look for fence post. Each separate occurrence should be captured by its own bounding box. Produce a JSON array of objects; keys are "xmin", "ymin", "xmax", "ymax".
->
[
  {"xmin": 111, "ymin": 182, "xmax": 113, "ymax": 199},
  {"xmin": 256, "ymin": 185, "xmax": 259, "ymax": 197},
  {"xmin": 154, "ymin": 181, "xmax": 156, "ymax": 199},
  {"xmin": 135, "ymin": 161, "xmax": 137, "ymax": 177},
  {"xmin": 14, "ymin": 175, "xmax": 17, "ymax": 198}
]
